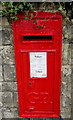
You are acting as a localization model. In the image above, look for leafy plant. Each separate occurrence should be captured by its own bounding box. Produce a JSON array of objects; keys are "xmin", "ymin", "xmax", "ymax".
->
[
  {"xmin": 2, "ymin": 2, "xmax": 73, "ymax": 24},
  {"xmin": 2, "ymin": 2, "xmax": 35, "ymax": 23}
]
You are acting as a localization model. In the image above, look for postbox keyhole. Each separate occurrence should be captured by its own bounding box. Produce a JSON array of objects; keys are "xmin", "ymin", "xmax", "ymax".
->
[{"xmin": 28, "ymin": 82, "xmax": 32, "ymax": 86}]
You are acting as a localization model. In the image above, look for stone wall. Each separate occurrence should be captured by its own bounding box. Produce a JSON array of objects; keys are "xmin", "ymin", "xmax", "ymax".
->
[{"xmin": 0, "ymin": 13, "xmax": 73, "ymax": 119}]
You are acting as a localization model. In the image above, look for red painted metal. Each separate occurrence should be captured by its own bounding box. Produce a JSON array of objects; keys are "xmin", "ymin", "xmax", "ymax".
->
[{"xmin": 12, "ymin": 12, "xmax": 62, "ymax": 118}]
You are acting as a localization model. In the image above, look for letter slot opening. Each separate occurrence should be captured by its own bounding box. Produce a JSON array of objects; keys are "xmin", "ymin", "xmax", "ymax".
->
[{"xmin": 23, "ymin": 35, "xmax": 53, "ymax": 41}]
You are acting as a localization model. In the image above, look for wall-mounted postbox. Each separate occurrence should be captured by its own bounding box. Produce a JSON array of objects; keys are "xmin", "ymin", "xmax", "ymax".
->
[{"xmin": 12, "ymin": 12, "xmax": 62, "ymax": 118}]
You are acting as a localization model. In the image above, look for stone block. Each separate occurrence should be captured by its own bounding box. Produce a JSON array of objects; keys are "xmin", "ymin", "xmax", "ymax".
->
[
  {"xmin": 61, "ymin": 65, "xmax": 71, "ymax": 118},
  {"xmin": 71, "ymin": 49, "xmax": 73, "ymax": 65},
  {"xmin": 0, "ymin": 30, "xmax": 2, "ymax": 46},
  {"xmin": 2, "ymin": 27, "xmax": 13, "ymax": 45},
  {"xmin": 0, "ymin": 82, "xmax": 2, "ymax": 91},
  {"xmin": 71, "ymin": 66, "xmax": 73, "ymax": 88},
  {"xmin": 2, "ymin": 17, "xmax": 9, "ymax": 26},
  {"xmin": 62, "ymin": 44, "xmax": 71, "ymax": 65},
  {"xmin": 0, "ymin": 46, "xmax": 3, "ymax": 64},
  {"xmin": 71, "ymin": 25, "xmax": 73, "ymax": 43},
  {"xmin": 2, "ymin": 108, "xmax": 19, "ymax": 118},
  {"xmin": 0, "ymin": 92, "xmax": 2, "ymax": 108},
  {"xmin": 61, "ymin": 94, "xmax": 71, "ymax": 107},
  {"xmin": 61, "ymin": 112, "xmax": 71, "ymax": 118},
  {"xmin": 0, "ymin": 55, "xmax": 2, "ymax": 65},
  {"xmin": 0, "ymin": 109, "xmax": 2, "ymax": 120},
  {"xmin": 0, "ymin": 65, "xmax": 3, "ymax": 81},
  {"xmin": 63, "ymin": 22, "xmax": 71, "ymax": 44},
  {"xmin": 2, "ymin": 82, "xmax": 17, "ymax": 92},
  {"xmin": 3, "ymin": 64, "xmax": 16, "ymax": 81},
  {"xmin": 13, "ymin": 92, "xmax": 18, "ymax": 107},
  {"xmin": 62, "ymin": 65, "xmax": 71, "ymax": 77},
  {"xmin": 2, "ymin": 92, "xmax": 14, "ymax": 107},
  {"xmin": 0, "ymin": 25, "xmax": 2, "ymax": 31},
  {"xmin": 2, "ymin": 46, "xmax": 15, "ymax": 65}
]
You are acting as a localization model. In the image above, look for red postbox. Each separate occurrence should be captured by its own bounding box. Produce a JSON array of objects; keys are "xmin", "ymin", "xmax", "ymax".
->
[{"xmin": 12, "ymin": 12, "xmax": 62, "ymax": 118}]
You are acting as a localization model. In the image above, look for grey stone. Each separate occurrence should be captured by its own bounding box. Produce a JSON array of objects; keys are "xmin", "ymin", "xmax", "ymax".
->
[
  {"xmin": 71, "ymin": 66, "xmax": 73, "ymax": 90},
  {"xmin": 2, "ymin": 107, "xmax": 19, "ymax": 118},
  {"xmin": 2, "ymin": 46, "xmax": 15, "ymax": 65},
  {"xmin": 0, "ymin": 30, "xmax": 2, "ymax": 46},
  {"xmin": 0, "ymin": 82, "xmax": 2, "ymax": 91},
  {"xmin": 0, "ymin": 25, "xmax": 2, "ymax": 31},
  {"xmin": 61, "ymin": 94, "xmax": 71, "ymax": 107},
  {"xmin": 0, "ymin": 92, "xmax": 2, "ymax": 108},
  {"xmin": 2, "ymin": 92, "xmax": 14, "ymax": 107},
  {"xmin": 3, "ymin": 64, "xmax": 16, "ymax": 81},
  {"xmin": 0, "ymin": 46, "xmax": 3, "ymax": 64},
  {"xmin": 2, "ymin": 28, "xmax": 13, "ymax": 45},
  {"xmin": 71, "ymin": 25, "xmax": 73, "ymax": 43},
  {"xmin": 61, "ymin": 112, "xmax": 71, "ymax": 118},
  {"xmin": 71, "ymin": 44, "xmax": 73, "ymax": 64},
  {"xmin": 0, "ymin": 109, "xmax": 2, "ymax": 120},
  {"xmin": 60, "ymin": 65, "xmax": 71, "ymax": 118},
  {"xmin": 62, "ymin": 65, "xmax": 71, "ymax": 77},
  {"xmin": 63, "ymin": 21, "xmax": 72, "ymax": 44},
  {"xmin": 61, "ymin": 106, "xmax": 71, "ymax": 114},
  {"xmin": 2, "ymin": 82, "xmax": 17, "ymax": 92},
  {"xmin": 0, "ymin": 65, "xmax": 3, "ymax": 81},
  {"xmin": 0, "ymin": 55, "xmax": 2, "ymax": 65},
  {"xmin": 71, "ymin": 80, "xmax": 73, "ymax": 119},
  {"xmin": 2, "ymin": 17, "xmax": 9, "ymax": 26},
  {"xmin": 13, "ymin": 92, "xmax": 18, "ymax": 107},
  {"xmin": 62, "ymin": 44, "xmax": 71, "ymax": 65}
]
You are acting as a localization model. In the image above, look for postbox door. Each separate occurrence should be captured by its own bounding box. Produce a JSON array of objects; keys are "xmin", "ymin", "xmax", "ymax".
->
[{"xmin": 20, "ymin": 50, "xmax": 57, "ymax": 113}]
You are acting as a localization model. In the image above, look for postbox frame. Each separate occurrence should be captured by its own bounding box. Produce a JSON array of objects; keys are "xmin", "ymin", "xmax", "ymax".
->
[{"xmin": 12, "ymin": 12, "xmax": 62, "ymax": 118}]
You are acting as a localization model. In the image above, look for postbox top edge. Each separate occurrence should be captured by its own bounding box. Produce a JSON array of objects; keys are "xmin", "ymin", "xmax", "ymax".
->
[{"xmin": 16, "ymin": 12, "xmax": 62, "ymax": 20}]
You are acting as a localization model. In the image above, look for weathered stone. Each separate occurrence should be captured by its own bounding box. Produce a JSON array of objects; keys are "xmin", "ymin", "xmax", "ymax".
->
[
  {"xmin": 62, "ymin": 65, "xmax": 71, "ymax": 77},
  {"xmin": 71, "ymin": 25, "xmax": 73, "ymax": 43},
  {"xmin": 72, "ymin": 88, "xmax": 73, "ymax": 118},
  {"xmin": 3, "ymin": 64, "xmax": 16, "ymax": 81},
  {"xmin": 0, "ymin": 65, "xmax": 3, "ymax": 81},
  {"xmin": 62, "ymin": 44, "xmax": 71, "ymax": 65},
  {"xmin": 61, "ymin": 112, "xmax": 71, "ymax": 118},
  {"xmin": 71, "ymin": 44, "xmax": 73, "ymax": 65},
  {"xmin": 0, "ymin": 92, "xmax": 2, "ymax": 108},
  {"xmin": 61, "ymin": 65, "xmax": 71, "ymax": 118},
  {"xmin": 0, "ymin": 82, "xmax": 2, "ymax": 91},
  {"xmin": 2, "ymin": 28, "xmax": 13, "ymax": 45},
  {"xmin": 2, "ymin": 46, "xmax": 15, "ymax": 65},
  {"xmin": 2, "ymin": 82, "xmax": 17, "ymax": 92},
  {"xmin": 61, "ymin": 74, "xmax": 71, "ymax": 99},
  {"xmin": 63, "ymin": 21, "xmax": 72, "ymax": 44},
  {"xmin": 61, "ymin": 106, "xmax": 71, "ymax": 114},
  {"xmin": 2, "ymin": 17, "xmax": 9, "ymax": 26},
  {"xmin": 0, "ymin": 46, "xmax": 3, "ymax": 64},
  {"xmin": 0, "ymin": 109, "xmax": 2, "ymax": 120},
  {"xmin": 0, "ymin": 30, "xmax": 2, "ymax": 46},
  {"xmin": 71, "ymin": 66, "xmax": 73, "ymax": 90},
  {"xmin": 0, "ymin": 55, "xmax": 2, "ymax": 65},
  {"xmin": 2, "ymin": 92, "xmax": 14, "ymax": 107},
  {"xmin": 2, "ymin": 107, "xmax": 19, "ymax": 118},
  {"xmin": 13, "ymin": 92, "xmax": 18, "ymax": 107}
]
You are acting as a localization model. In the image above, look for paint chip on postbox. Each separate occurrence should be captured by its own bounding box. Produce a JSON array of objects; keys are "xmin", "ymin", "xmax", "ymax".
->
[{"xmin": 30, "ymin": 52, "xmax": 47, "ymax": 78}]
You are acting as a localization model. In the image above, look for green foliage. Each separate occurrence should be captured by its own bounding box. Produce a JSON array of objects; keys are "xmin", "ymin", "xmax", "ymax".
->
[
  {"xmin": 32, "ymin": 20, "xmax": 37, "ymax": 24},
  {"xmin": 2, "ymin": 2, "xmax": 34, "ymax": 23},
  {"xmin": 24, "ymin": 17, "xmax": 29, "ymax": 20},
  {"xmin": 2, "ymin": 2, "xmax": 73, "ymax": 23}
]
